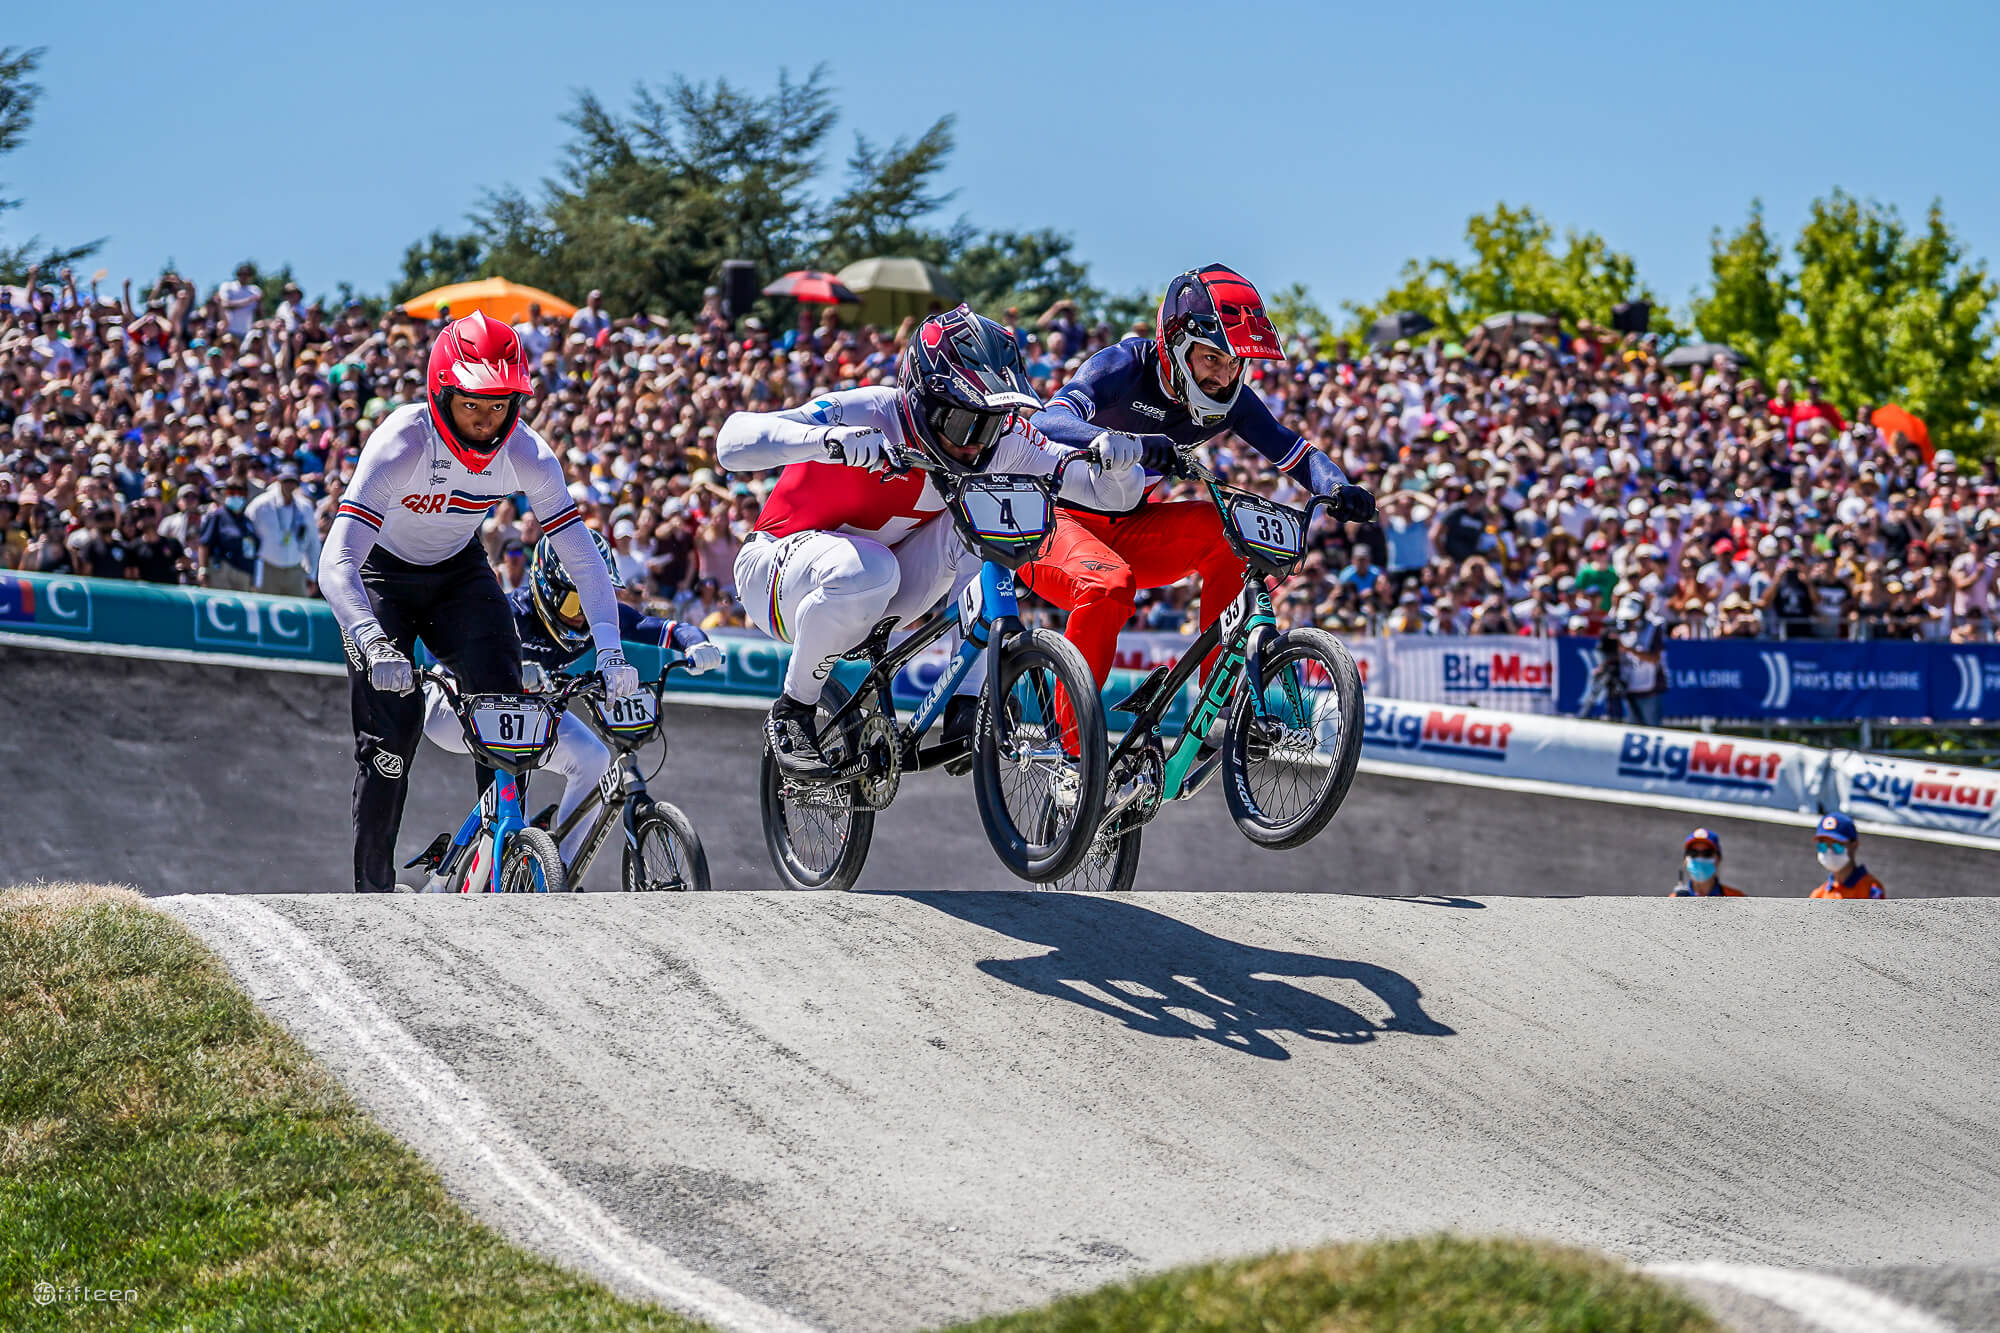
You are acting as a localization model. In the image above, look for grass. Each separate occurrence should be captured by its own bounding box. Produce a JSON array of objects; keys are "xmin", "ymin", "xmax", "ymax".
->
[
  {"xmin": 0, "ymin": 883, "xmax": 699, "ymax": 1331},
  {"xmin": 2, "ymin": 885, "xmax": 1719, "ymax": 1333},
  {"xmin": 946, "ymin": 1234, "xmax": 1720, "ymax": 1333}
]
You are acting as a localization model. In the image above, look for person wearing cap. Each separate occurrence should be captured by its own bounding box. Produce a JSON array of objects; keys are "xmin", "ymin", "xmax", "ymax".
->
[
  {"xmin": 1671, "ymin": 828, "xmax": 1743, "ymax": 896},
  {"xmin": 195, "ymin": 477, "xmax": 260, "ymax": 592},
  {"xmin": 243, "ymin": 462, "xmax": 319, "ymax": 597},
  {"xmin": 1808, "ymin": 813, "xmax": 1886, "ymax": 898},
  {"xmin": 496, "ymin": 538, "xmax": 530, "ymax": 593}
]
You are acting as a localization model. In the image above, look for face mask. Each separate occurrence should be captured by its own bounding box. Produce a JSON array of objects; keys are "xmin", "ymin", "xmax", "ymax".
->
[
  {"xmin": 224, "ymin": 495, "xmax": 246, "ymax": 514},
  {"xmin": 1685, "ymin": 857, "xmax": 1717, "ymax": 882},
  {"xmin": 1816, "ymin": 844, "xmax": 1849, "ymax": 872}
]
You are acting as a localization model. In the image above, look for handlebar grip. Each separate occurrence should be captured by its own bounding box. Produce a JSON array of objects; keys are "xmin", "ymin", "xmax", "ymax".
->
[{"xmin": 1141, "ymin": 439, "xmax": 1183, "ymax": 477}]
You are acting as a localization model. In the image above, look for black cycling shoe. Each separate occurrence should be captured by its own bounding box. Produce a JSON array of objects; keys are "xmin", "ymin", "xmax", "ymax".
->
[
  {"xmin": 766, "ymin": 694, "xmax": 831, "ymax": 777},
  {"xmin": 941, "ymin": 694, "xmax": 980, "ymax": 776}
]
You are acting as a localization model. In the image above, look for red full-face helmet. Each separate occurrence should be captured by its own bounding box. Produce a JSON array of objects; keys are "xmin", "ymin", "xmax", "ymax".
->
[
  {"xmin": 426, "ymin": 310, "xmax": 532, "ymax": 471},
  {"xmin": 1154, "ymin": 263, "xmax": 1282, "ymax": 428}
]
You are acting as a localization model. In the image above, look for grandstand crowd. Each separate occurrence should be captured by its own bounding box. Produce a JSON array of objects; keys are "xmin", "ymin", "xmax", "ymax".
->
[{"xmin": 3, "ymin": 261, "xmax": 1997, "ymax": 646}]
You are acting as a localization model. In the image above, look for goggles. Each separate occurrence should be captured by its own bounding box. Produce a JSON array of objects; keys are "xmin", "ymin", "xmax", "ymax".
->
[
  {"xmin": 1814, "ymin": 841, "xmax": 1849, "ymax": 857},
  {"xmin": 925, "ymin": 402, "xmax": 1011, "ymax": 461},
  {"xmin": 555, "ymin": 589, "xmax": 584, "ymax": 623}
]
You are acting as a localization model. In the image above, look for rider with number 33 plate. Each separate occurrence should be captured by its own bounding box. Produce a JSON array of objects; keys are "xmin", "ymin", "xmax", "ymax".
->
[
  {"xmin": 416, "ymin": 529, "xmax": 724, "ymax": 871},
  {"xmin": 716, "ymin": 304, "xmax": 1147, "ymax": 776},
  {"xmin": 317, "ymin": 311, "xmax": 639, "ymax": 893},
  {"xmin": 1019, "ymin": 265, "xmax": 1377, "ymax": 694}
]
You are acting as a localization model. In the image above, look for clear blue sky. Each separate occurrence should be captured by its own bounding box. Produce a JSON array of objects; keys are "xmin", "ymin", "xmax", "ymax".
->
[{"xmin": 8, "ymin": 0, "xmax": 1997, "ymax": 319}]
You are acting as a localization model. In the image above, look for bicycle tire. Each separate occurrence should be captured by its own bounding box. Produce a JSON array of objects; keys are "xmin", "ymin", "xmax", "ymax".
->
[
  {"xmin": 1222, "ymin": 628, "xmax": 1364, "ymax": 850},
  {"xmin": 973, "ymin": 628, "xmax": 1109, "ymax": 882},
  {"xmin": 758, "ymin": 678, "xmax": 877, "ymax": 892},
  {"xmin": 499, "ymin": 827, "xmax": 567, "ymax": 894},
  {"xmin": 1047, "ymin": 821, "xmax": 1143, "ymax": 893},
  {"xmin": 624, "ymin": 802, "xmax": 711, "ymax": 892}
]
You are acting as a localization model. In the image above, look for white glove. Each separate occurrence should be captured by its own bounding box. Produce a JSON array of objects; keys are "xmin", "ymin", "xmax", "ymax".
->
[
  {"xmin": 363, "ymin": 638, "xmax": 414, "ymax": 695},
  {"xmin": 824, "ymin": 425, "xmax": 887, "ymax": 470},
  {"xmin": 597, "ymin": 647, "xmax": 640, "ymax": 700},
  {"xmin": 684, "ymin": 640, "xmax": 725, "ymax": 676},
  {"xmin": 1091, "ymin": 430, "xmax": 1143, "ymax": 473},
  {"xmin": 519, "ymin": 661, "xmax": 549, "ymax": 693}
]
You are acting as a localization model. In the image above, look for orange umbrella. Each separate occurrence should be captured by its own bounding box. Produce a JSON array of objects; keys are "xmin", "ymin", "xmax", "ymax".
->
[
  {"xmin": 1870, "ymin": 404, "xmax": 1932, "ymax": 461},
  {"xmin": 399, "ymin": 277, "xmax": 577, "ymax": 324}
]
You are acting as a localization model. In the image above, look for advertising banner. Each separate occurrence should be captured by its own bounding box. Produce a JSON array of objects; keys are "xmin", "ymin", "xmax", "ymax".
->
[
  {"xmin": 1385, "ymin": 636, "xmax": 1561, "ymax": 713},
  {"xmin": 1361, "ymin": 696, "xmax": 1825, "ymax": 814},
  {"xmin": 1824, "ymin": 751, "xmax": 2000, "ymax": 839}
]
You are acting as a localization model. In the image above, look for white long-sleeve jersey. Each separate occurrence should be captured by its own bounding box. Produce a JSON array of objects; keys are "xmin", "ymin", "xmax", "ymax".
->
[
  {"xmin": 317, "ymin": 403, "xmax": 620, "ymax": 657},
  {"xmin": 716, "ymin": 386, "xmax": 1144, "ymax": 545}
]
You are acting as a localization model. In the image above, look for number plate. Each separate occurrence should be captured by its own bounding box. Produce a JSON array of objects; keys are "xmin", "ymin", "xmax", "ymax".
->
[
  {"xmin": 594, "ymin": 688, "xmax": 658, "ymax": 734},
  {"xmin": 469, "ymin": 700, "xmax": 553, "ymax": 753},
  {"xmin": 955, "ymin": 476, "xmax": 1051, "ymax": 547},
  {"xmin": 1226, "ymin": 494, "xmax": 1304, "ymax": 561},
  {"xmin": 958, "ymin": 577, "xmax": 986, "ymax": 636}
]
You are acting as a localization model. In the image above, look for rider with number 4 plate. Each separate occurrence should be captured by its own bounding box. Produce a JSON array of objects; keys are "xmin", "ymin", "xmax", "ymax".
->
[
  {"xmin": 1020, "ymin": 265, "xmax": 1376, "ymax": 696},
  {"xmin": 416, "ymin": 529, "xmax": 725, "ymax": 872},
  {"xmin": 318, "ymin": 311, "xmax": 640, "ymax": 894},
  {"xmin": 716, "ymin": 304, "xmax": 1147, "ymax": 776}
]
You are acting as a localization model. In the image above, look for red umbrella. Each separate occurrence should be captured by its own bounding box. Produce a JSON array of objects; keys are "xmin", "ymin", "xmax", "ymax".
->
[
  {"xmin": 1870, "ymin": 404, "xmax": 1932, "ymax": 462},
  {"xmin": 763, "ymin": 270, "xmax": 860, "ymax": 305}
]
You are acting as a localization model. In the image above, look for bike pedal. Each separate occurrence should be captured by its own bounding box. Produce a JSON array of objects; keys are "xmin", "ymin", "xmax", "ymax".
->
[{"xmin": 402, "ymin": 832, "xmax": 452, "ymax": 872}]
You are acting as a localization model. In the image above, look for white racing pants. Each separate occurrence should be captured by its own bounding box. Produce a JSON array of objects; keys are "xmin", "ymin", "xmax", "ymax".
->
[
  {"xmin": 422, "ymin": 683, "xmax": 612, "ymax": 871},
  {"xmin": 735, "ymin": 516, "xmax": 983, "ymax": 705}
]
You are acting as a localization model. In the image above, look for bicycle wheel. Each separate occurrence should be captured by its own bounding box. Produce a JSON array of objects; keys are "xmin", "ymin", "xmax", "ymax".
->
[
  {"xmin": 973, "ymin": 628, "xmax": 1108, "ymax": 882},
  {"xmin": 1222, "ymin": 628, "xmax": 1363, "ymax": 850},
  {"xmin": 623, "ymin": 802, "xmax": 711, "ymax": 892},
  {"xmin": 1046, "ymin": 821, "xmax": 1143, "ymax": 893},
  {"xmin": 759, "ymin": 678, "xmax": 878, "ymax": 892},
  {"xmin": 498, "ymin": 828, "xmax": 567, "ymax": 894}
]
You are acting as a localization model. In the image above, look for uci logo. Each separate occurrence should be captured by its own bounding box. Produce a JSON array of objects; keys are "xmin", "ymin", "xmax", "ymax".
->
[
  {"xmin": 193, "ymin": 593, "xmax": 315, "ymax": 652},
  {"xmin": 402, "ymin": 493, "xmax": 448, "ymax": 514},
  {"xmin": 0, "ymin": 573, "xmax": 94, "ymax": 633}
]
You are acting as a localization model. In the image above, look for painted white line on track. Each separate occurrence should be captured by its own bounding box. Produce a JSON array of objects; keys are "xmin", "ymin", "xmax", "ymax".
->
[
  {"xmin": 1649, "ymin": 1262, "xmax": 1957, "ymax": 1333},
  {"xmin": 161, "ymin": 895, "xmax": 821, "ymax": 1333}
]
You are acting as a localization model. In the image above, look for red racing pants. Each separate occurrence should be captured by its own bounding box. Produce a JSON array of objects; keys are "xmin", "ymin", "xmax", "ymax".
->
[{"xmin": 1019, "ymin": 502, "xmax": 1245, "ymax": 746}]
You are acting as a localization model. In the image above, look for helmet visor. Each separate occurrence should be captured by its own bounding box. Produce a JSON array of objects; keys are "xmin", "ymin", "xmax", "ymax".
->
[
  {"xmin": 555, "ymin": 589, "xmax": 585, "ymax": 625},
  {"xmin": 927, "ymin": 403, "xmax": 1011, "ymax": 464}
]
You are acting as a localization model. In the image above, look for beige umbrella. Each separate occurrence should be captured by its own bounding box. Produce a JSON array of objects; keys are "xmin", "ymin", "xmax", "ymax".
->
[{"xmin": 835, "ymin": 257, "xmax": 961, "ymax": 329}]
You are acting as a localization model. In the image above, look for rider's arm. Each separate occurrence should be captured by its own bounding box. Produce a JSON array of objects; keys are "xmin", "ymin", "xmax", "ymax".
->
[
  {"xmin": 1227, "ymin": 391, "xmax": 1350, "ymax": 492},
  {"xmin": 715, "ymin": 401, "xmax": 845, "ymax": 472},
  {"xmin": 617, "ymin": 600, "xmax": 710, "ymax": 652},
  {"xmin": 515, "ymin": 434, "xmax": 623, "ymax": 658},
  {"xmin": 317, "ymin": 429, "xmax": 421, "ymax": 649},
  {"xmin": 1029, "ymin": 341, "xmax": 1176, "ymax": 454},
  {"xmin": 995, "ymin": 422, "xmax": 1145, "ymax": 512}
]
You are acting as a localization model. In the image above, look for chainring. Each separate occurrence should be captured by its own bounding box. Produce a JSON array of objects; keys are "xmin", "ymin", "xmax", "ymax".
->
[{"xmin": 851, "ymin": 712, "xmax": 901, "ymax": 810}]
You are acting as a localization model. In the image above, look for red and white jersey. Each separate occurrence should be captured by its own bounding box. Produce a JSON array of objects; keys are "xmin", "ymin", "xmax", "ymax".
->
[
  {"xmin": 330, "ymin": 403, "xmax": 585, "ymax": 564},
  {"xmin": 717, "ymin": 386, "xmax": 1141, "ymax": 547}
]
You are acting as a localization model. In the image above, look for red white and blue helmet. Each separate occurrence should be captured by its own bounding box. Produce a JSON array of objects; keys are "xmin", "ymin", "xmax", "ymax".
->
[
  {"xmin": 897, "ymin": 304, "xmax": 1042, "ymax": 474},
  {"xmin": 1155, "ymin": 264, "xmax": 1282, "ymax": 428},
  {"xmin": 427, "ymin": 310, "xmax": 532, "ymax": 472}
]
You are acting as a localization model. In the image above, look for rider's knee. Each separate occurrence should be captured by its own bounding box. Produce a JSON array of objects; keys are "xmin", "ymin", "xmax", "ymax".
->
[
  {"xmin": 1078, "ymin": 561, "xmax": 1136, "ymax": 611},
  {"xmin": 823, "ymin": 543, "xmax": 900, "ymax": 614}
]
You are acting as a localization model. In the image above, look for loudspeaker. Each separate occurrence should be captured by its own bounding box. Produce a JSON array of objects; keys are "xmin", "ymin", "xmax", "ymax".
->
[
  {"xmin": 719, "ymin": 260, "xmax": 759, "ymax": 321},
  {"xmin": 1611, "ymin": 300, "xmax": 1651, "ymax": 335}
]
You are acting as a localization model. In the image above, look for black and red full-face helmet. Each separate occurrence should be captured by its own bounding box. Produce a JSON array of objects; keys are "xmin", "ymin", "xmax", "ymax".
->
[
  {"xmin": 426, "ymin": 311, "xmax": 532, "ymax": 471},
  {"xmin": 896, "ymin": 304, "xmax": 1042, "ymax": 474},
  {"xmin": 1155, "ymin": 264, "xmax": 1282, "ymax": 427}
]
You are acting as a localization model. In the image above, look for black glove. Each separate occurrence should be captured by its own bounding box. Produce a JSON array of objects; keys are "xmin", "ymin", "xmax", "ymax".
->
[
  {"xmin": 1325, "ymin": 483, "xmax": 1377, "ymax": 523},
  {"xmin": 1140, "ymin": 438, "xmax": 1184, "ymax": 477}
]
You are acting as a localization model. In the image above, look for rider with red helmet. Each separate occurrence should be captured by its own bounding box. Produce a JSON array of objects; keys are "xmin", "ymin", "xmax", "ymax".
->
[
  {"xmin": 1019, "ymin": 264, "xmax": 1376, "ymax": 695},
  {"xmin": 318, "ymin": 310, "xmax": 638, "ymax": 892}
]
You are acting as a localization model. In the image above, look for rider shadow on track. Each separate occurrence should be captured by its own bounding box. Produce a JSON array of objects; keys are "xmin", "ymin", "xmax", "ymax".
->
[{"xmin": 896, "ymin": 892, "xmax": 1455, "ymax": 1061}]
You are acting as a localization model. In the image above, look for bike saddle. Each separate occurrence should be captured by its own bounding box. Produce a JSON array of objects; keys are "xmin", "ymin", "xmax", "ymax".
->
[
  {"xmin": 842, "ymin": 616, "xmax": 902, "ymax": 662},
  {"xmin": 402, "ymin": 832, "xmax": 452, "ymax": 872},
  {"xmin": 1114, "ymin": 665, "xmax": 1178, "ymax": 719}
]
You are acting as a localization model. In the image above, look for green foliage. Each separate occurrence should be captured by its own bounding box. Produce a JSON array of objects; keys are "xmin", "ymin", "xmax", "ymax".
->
[
  {"xmin": 0, "ymin": 45, "xmax": 103, "ymax": 284},
  {"xmin": 1693, "ymin": 191, "xmax": 2000, "ymax": 452},
  {"xmin": 402, "ymin": 68, "xmax": 1126, "ymax": 329},
  {"xmin": 1343, "ymin": 202, "xmax": 1675, "ymax": 343},
  {"xmin": 1265, "ymin": 281, "xmax": 1336, "ymax": 348}
]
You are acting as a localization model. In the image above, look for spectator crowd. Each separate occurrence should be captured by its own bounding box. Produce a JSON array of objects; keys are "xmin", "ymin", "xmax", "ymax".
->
[{"xmin": 3, "ymin": 261, "xmax": 1997, "ymax": 651}]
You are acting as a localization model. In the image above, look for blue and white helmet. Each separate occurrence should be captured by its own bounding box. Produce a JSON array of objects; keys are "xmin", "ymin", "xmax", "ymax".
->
[
  {"xmin": 896, "ymin": 304, "xmax": 1042, "ymax": 474},
  {"xmin": 529, "ymin": 527, "xmax": 621, "ymax": 651}
]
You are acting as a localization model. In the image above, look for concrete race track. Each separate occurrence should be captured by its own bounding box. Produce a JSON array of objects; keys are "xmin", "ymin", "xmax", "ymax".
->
[
  {"xmin": 6, "ymin": 644, "xmax": 1996, "ymax": 897},
  {"xmin": 15, "ymin": 642, "xmax": 2000, "ymax": 1330}
]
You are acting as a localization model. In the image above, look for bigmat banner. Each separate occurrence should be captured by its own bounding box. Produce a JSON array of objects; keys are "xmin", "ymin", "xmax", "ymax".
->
[
  {"xmin": 1824, "ymin": 751, "xmax": 2000, "ymax": 839},
  {"xmin": 1361, "ymin": 696, "xmax": 1825, "ymax": 814}
]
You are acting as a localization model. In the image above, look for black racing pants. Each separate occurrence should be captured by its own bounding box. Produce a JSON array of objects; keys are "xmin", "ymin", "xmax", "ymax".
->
[{"xmin": 342, "ymin": 540, "xmax": 521, "ymax": 892}]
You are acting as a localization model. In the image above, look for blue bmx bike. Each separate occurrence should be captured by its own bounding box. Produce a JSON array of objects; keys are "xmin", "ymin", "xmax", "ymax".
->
[
  {"xmin": 759, "ymin": 441, "xmax": 1110, "ymax": 892},
  {"xmin": 403, "ymin": 667, "xmax": 605, "ymax": 894}
]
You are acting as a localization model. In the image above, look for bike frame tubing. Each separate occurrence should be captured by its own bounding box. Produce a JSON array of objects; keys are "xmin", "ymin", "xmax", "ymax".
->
[{"xmin": 437, "ymin": 770, "xmax": 534, "ymax": 893}]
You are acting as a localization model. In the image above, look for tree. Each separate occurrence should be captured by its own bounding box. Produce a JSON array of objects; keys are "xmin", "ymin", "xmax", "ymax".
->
[
  {"xmin": 391, "ymin": 229, "xmax": 484, "ymax": 304},
  {"xmin": 0, "ymin": 46, "xmax": 102, "ymax": 283},
  {"xmin": 1265, "ymin": 281, "xmax": 1336, "ymax": 350},
  {"xmin": 1694, "ymin": 191, "xmax": 2000, "ymax": 451},
  {"xmin": 1343, "ymin": 202, "xmax": 1675, "ymax": 342}
]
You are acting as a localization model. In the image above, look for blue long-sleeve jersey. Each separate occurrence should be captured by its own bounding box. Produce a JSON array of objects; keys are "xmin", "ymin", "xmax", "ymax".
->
[
  {"xmin": 506, "ymin": 584, "xmax": 708, "ymax": 672},
  {"xmin": 1030, "ymin": 337, "xmax": 1345, "ymax": 511}
]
